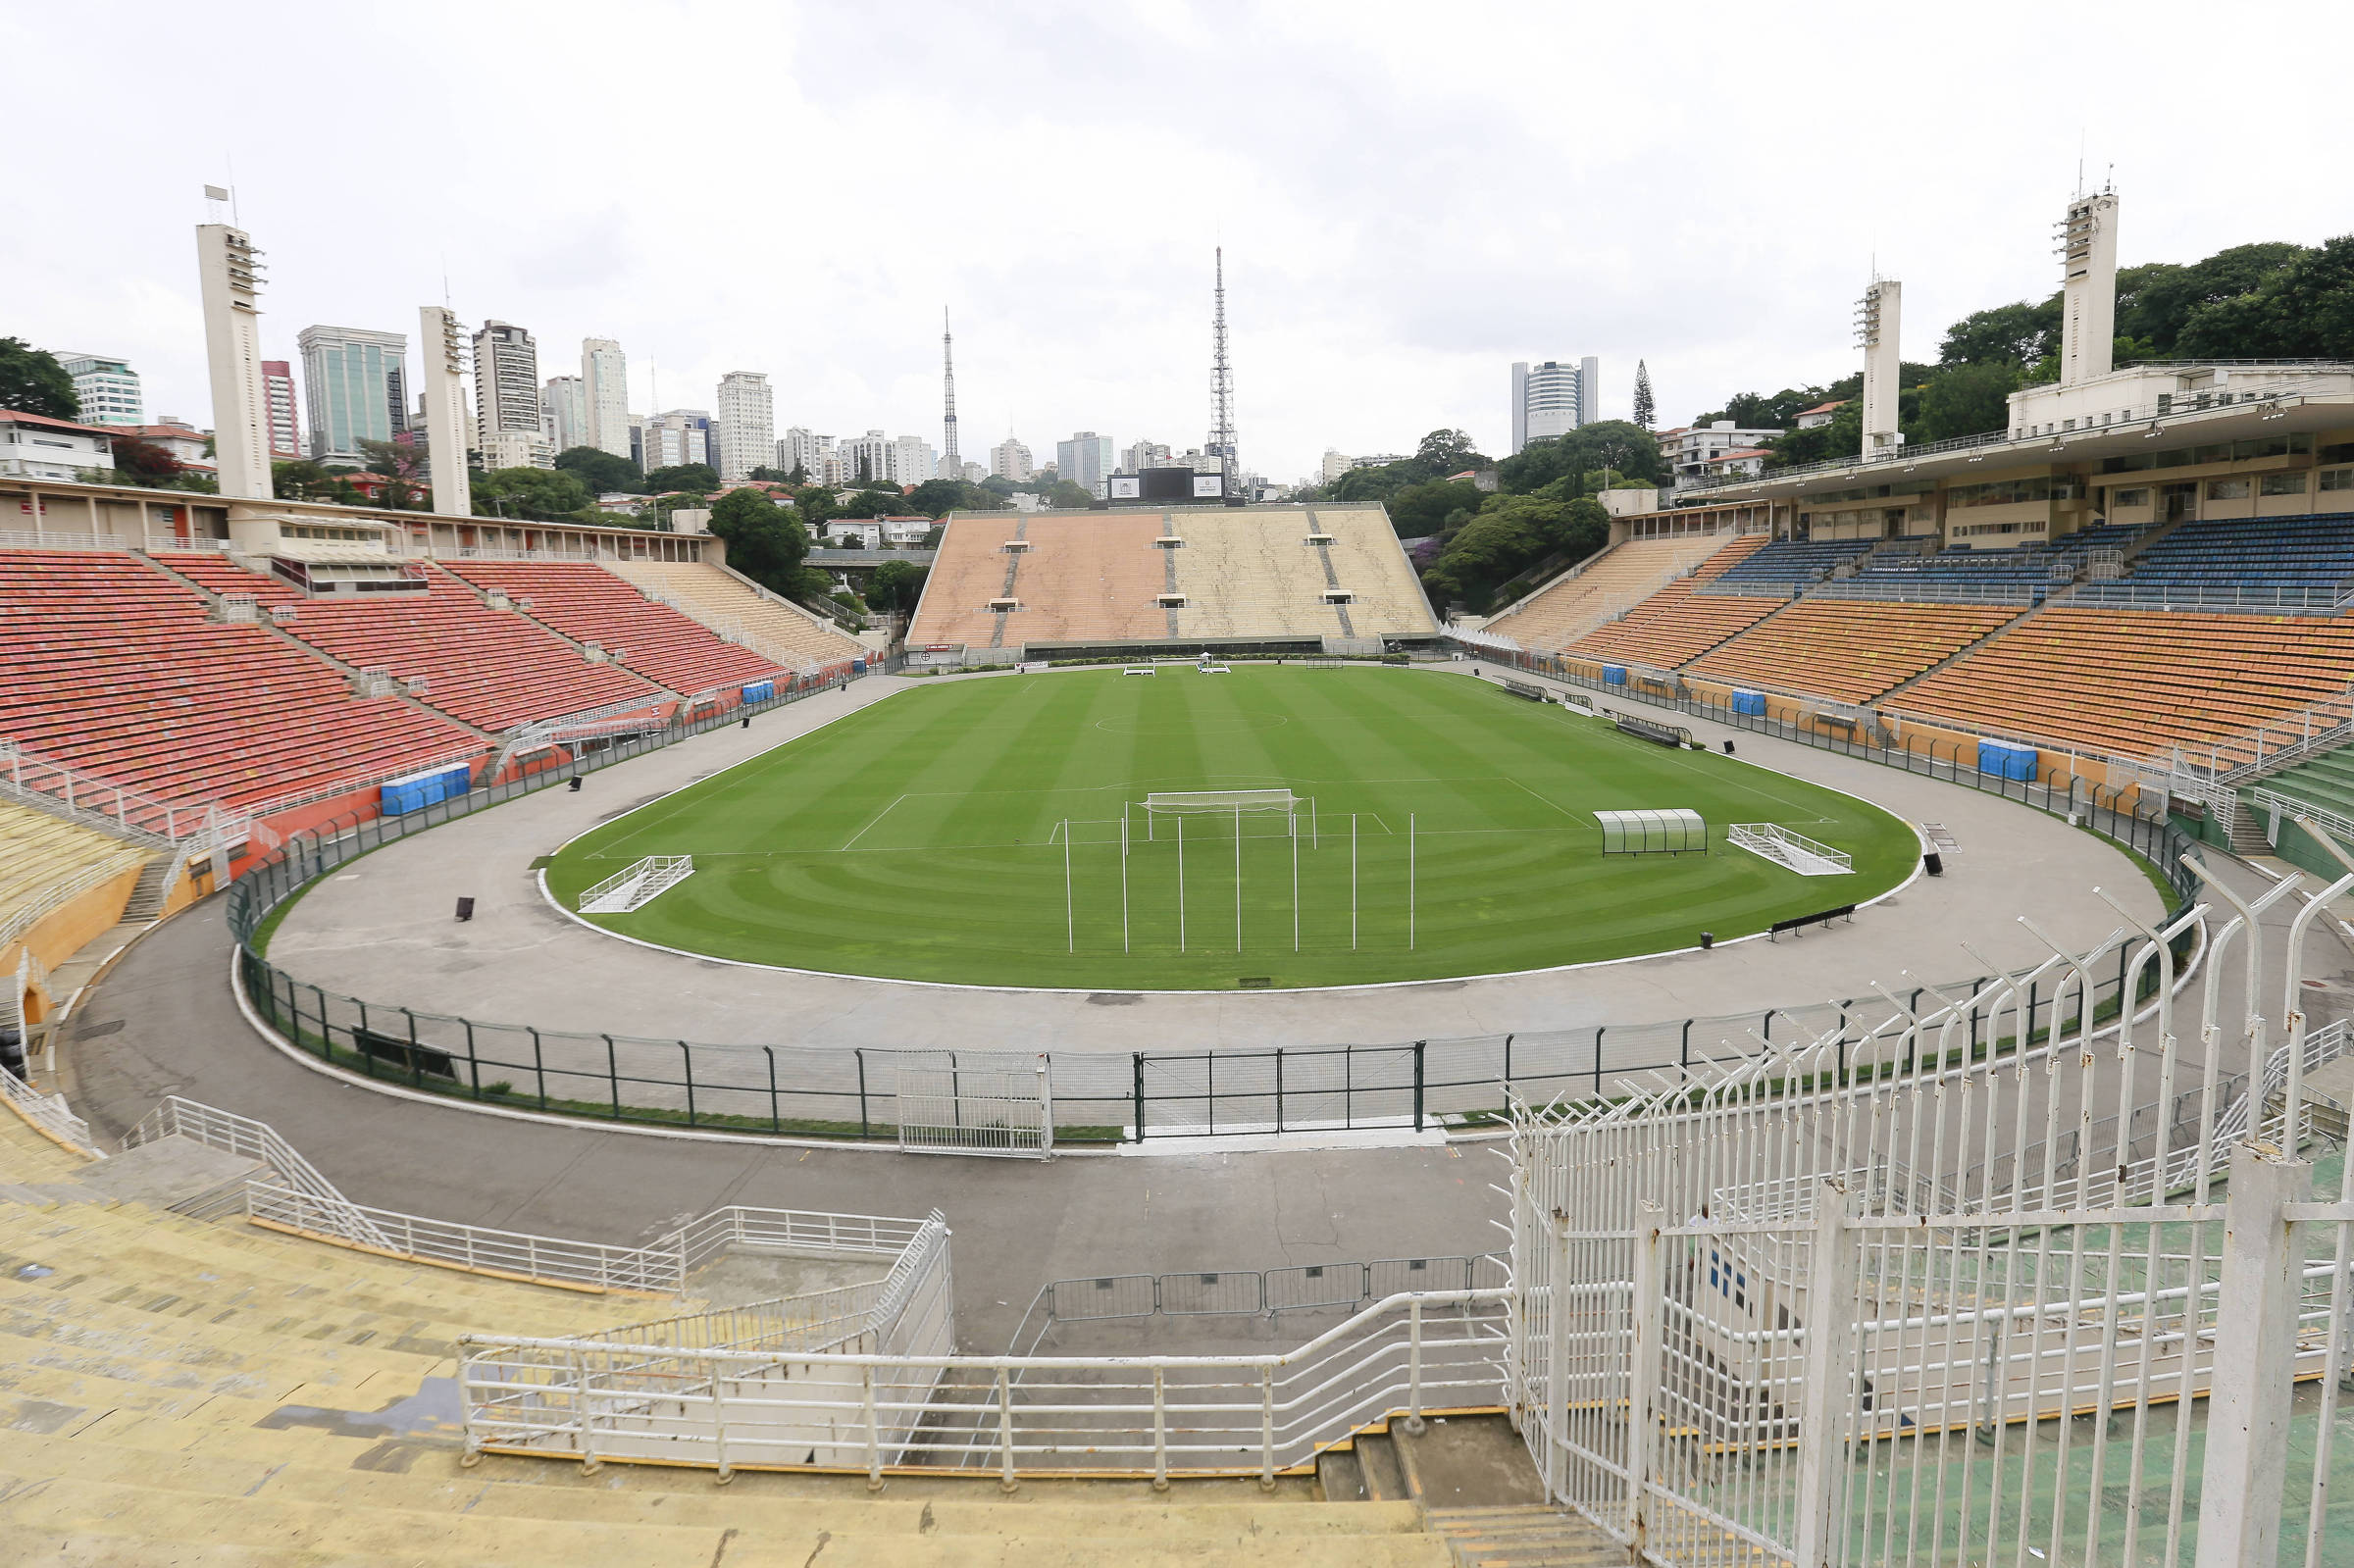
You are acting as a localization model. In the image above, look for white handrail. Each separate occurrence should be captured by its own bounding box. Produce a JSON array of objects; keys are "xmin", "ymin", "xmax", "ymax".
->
[{"xmin": 0, "ymin": 1060, "xmax": 95, "ymax": 1156}]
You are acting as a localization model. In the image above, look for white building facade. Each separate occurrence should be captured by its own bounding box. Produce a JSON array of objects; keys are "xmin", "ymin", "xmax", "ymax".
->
[
  {"xmin": 990, "ymin": 435, "xmax": 1032, "ymax": 481},
  {"xmin": 57, "ymin": 353, "xmax": 143, "ymax": 427},
  {"xmin": 540, "ymin": 376, "xmax": 588, "ymax": 454},
  {"xmin": 640, "ymin": 409, "xmax": 712, "ymax": 474},
  {"xmin": 841, "ymin": 430, "xmax": 892, "ymax": 484},
  {"xmin": 0, "ymin": 410, "xmax": 116, "ymax": 480},
  {"xmin": 581, "ymin": 337, "xmax": 632, "ymax": 461},
  {"xmin": 1510, "ymin": 357, "xmax": 1599, "ymax": 453},
  {"xmin": 1663, "ymin": 421, "xmax": 1787, "ymax": 490},
  {"xmin": 1055, "ymin": 431, "xmax": 1113, "ymax": 491},
  {"xmin": 777, "ymin": 427, "xmax": 831, "ymax": 480},
  {"xmin": 889, "ymin": 434, "xmax": 936, "ymax": 485},
  {"xmin": 714, "ymin": 371, "xmax": 774, "ymax": 483}
]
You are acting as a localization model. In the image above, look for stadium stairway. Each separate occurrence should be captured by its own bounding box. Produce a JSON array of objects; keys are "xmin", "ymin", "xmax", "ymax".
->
[{"xmin": 0, "ymin": 1121, "xmax": 1574, "ymax": 1563}]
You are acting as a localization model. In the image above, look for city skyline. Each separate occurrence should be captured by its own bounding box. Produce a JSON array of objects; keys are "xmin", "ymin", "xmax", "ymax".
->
[{"xmin": 10, "ymin": 7, "xmax": 2353, "ymax": 484}]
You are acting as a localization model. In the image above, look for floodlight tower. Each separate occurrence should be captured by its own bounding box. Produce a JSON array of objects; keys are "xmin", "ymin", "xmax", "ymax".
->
[
  {"xmin": 2057, "ymin": 183, "xmax": 2120, "ymax": 386},
  {"xmin": 1207, "ymin": 248, "xmax": 1237, "ymax": 494},
  {"xmin": 941, "ymin": 308, "xmax": 960, "ymax": 474},
  {"xmin": 419, "ymin": 305, "xmax": 473, "ymax": 517},
  {"xmin": 1855, "ymin": 276, "xmax": 1903, "ymax": 456},
  {"xmin": 195, "ymin": 211, "xmax": 272, "ymax": 501}
]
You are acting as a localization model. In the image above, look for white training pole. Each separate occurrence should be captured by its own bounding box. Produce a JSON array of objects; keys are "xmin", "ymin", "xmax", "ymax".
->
[
  {"xmin": 1064, "ymin": 819, "xmax": 1074, "ymax": 953},
  {"xmin": 1351, "ymin": 813, "xmax": 1358, "ymax": 951},
  {"xmin": 1311, "ymin": 796, "xmax": 1318, "ymax": 849},
  {"xmin": 1291, "ymin": 812, "xmax": 1299, "ymax": 952},
  {"xmin": 1177, "ymin": 814, "xmax": 1186, "ymax": 953},
  {"xmin": 1233, "ymin": 804, "xmax": 1242, "ymax": 952},
  {"xmin": 1408, "ymin": 812, "xmax": 1416, "ymax": 951},
  {"xmin": 1121, "ymin": 813, "xmax": 1130, "ymax": 954}
]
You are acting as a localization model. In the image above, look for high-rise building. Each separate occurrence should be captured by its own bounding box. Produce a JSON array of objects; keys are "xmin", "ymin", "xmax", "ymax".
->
[
  {"xmin": 56, "ymin": 353, "xmax": 143, "ymax": 427},
  {"xmin": 889, "ymin": 434, "xmax": 936, "ymax": 485},
  {"xmin": 195, "ymin": 224, "xmax": 272, "ymax": 500},
  {"xmin": 540, "ymin": 375, "xmax": 588, "ymax": 454},
  {"xmin": 841, "ymin": 430, "xmax": 892, "ymax": 484},
  {"xmin": 261, "ymin": 361, "xmax": 301, "ymax": 460},
  {"xmin": 1055, "ymin": 431, "xmax": 1113, "ymax": 491},
  {"xmin": 481, "ymin": 430, "xmax": 555, "ymax": 470},
  {"xmin": 714, "ymin": 371, "xmax": 774, "ymax": 482},
  {"xmin": 777, "ymin": 427, "xmax": 831, "ymax": 479},
  {"xmin": 640, "ymin": 409, "xmax": 713, "ymax": 475},
  {"xmin": 1122, "ymin": 437, "xmax": 1172, "ymax": 472},
  {"xmin": 990, "ymin": 436, "xmax": 1033, "ymax": 482},
  {"xmin": 1319, "ymin": 449, "xmax": 1350, "ymax": 484},
  {"xmin": 581, "ymin": 337, "xmax": 632, "ymax": 460},
  {"xmin": 297, "ymin": 325, "xmax": 406, "ymax": 466},
  {"xmin": 471, "ymin": 321, "xmax": 541, "ymax": 453},
  {"xmin": 1509, "ymin": 357, "xmax": 1598, "ymax": 453}
]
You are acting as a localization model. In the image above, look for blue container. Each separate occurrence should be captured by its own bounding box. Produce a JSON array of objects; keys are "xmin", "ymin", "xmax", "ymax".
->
[
  {"xmin": 1731, "ymin": 690, "xmax": 1766, "ymax": 717},
  {"xmin": 1603, "ymin": 665, "xmax": 1628, "ymax": 685},
  {"xmin": 741, "ymin": 679, "xmax": 776, "ymax": 704},
  {"xmin": 1974, "ymin": 740, "xmax": 2038, "ymax": 782},
  {"xmin": 380, "ymin": 762, "xmax": 472, "ymax": 817},
  {"xmin": 851, "ymin": 658, "xmax": 868, "ymax": 676}
]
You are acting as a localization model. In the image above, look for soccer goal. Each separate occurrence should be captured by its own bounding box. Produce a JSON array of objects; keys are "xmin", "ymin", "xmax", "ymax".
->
[{"xmin": 1140, "ymin": 789, "xmax": 1307, "ymax": 841}]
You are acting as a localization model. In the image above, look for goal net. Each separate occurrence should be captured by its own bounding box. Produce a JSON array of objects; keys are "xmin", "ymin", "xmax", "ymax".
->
[{"xmin": 1140, "ymin": 789, "xmax": 1304, "ymax": 841}]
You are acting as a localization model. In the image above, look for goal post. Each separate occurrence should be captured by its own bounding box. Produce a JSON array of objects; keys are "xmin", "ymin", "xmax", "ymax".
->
[{"xmin": 1141, "ymin": 788, "xmax": 1304, "ymax": 841}]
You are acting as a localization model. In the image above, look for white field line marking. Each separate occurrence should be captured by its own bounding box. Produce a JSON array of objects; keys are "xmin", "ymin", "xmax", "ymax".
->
[
  {"xmin": 1503, "ymin": 776, "xmax": 1583, "ymax": 824},
  {"xmin": 840, "ymin": 792, "xmax": 908, "ymax": 850}
]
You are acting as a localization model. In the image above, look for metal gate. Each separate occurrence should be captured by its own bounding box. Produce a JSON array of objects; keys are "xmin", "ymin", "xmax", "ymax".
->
[
  {"xmin": 889, "ymin": 1049, "xmax": 1053, "ymax": 1157},
  {"xmin": 1135, "ymin": 1044, "xmax": 1422, "ymax": 1137}
]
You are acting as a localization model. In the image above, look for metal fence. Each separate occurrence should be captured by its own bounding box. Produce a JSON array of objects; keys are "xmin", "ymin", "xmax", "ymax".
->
[
  {"xmin": 223, "ymin": 658, "xmax": 2202, "ymax": 1145},
  {"xmin": 1011, "ymin": 1252, "xmax": 1511, "ymax": 1350},
  {"xmin": 1509, "ymin": 853, "xmax": 2354, "ymax": 1568}
]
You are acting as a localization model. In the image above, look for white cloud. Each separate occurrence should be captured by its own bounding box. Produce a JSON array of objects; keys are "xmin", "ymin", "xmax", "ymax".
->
[{"xmin": 6, "ymin": 0, "xmax": 2347, "ymax": 481}]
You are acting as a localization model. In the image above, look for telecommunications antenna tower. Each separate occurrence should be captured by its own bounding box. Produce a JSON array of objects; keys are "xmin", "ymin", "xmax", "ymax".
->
[
  {"xmin": 1208, "ymin": 247, "xmax": 1237, "ymax": 493},
  {"xmin": 942, "ymin": 308, "xmax": 959, "ymax": 471}
]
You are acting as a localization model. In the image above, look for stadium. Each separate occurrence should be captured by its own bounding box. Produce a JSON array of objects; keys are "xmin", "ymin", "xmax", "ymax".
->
[{"xmin": 4, "ymin": 196, "xmax": 2354, "ymax": 1568}]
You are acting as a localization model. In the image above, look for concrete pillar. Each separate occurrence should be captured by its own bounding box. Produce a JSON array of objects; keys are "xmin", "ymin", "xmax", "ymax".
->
[
  {"xmin": 2193, "ymin": 1143, "xmax": 2311, "ymax": 1568},
  {"xmin": 1792, "ymin": 1180, "xmax": 1857, "ymax": 1568}
]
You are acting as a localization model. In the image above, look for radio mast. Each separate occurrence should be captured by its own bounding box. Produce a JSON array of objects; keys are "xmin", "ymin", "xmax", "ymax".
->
[
  {"xmin": 1208, "ymin": 248, "xmax": 1236, "ymax": 495},
  {"xmin": 941, "ymin": 308, "xmax": 960, "ymax": 474}
]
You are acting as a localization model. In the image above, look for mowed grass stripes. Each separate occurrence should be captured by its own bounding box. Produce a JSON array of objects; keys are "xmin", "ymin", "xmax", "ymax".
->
[{"xmin": 543, "ymin": 668, "xmax": 1919, "ymax": 988}]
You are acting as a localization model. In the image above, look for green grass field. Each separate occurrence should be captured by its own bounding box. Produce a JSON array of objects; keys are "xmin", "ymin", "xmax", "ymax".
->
[{"xmin": 543, "ymin": 667, "xmax": 1920, "ymax": 988}]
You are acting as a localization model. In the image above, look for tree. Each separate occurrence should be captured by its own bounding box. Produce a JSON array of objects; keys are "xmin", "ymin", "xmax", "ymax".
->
[
  {"xmin": 1631, "ymin": 362, "xmax": 1656, "ymax": 430},
  {"xmin": 1387, "ymin": 479, "xmax": 1485, "ymax": 538},
  {"xmin": 2175, "ymin": 237, "xmax": 2354, "ymax": 361},
  {"xmin": 868, "ymin": 558, "xmax": 928, "ymax": 614},
  {"xmin": 474, "ymin": 467, "xmax": 592, "ymax": 522},
  {"xmin": 2117, "ymin": 243, "xmax": 2305, "ymax": 354},
  {"xmin": 1764, "ymin": 401, "xmax": 1863, "ymax": 469},
  {"xmin": 787, "ymin": 463, "xmax": 809, "ymax": 484},
  {"xmin": 1913, "ymin": 361, "xmax": 2021, "ymax": 443},
  {"xmin": 109, "ymin": 433, "xmax": 183, "ymax": 485},
  {"xmin": 905, "ymin": 478, "xmax": 1007, "ymax": 518},
  {"xmin": 705, "ymin": 486, "xmax": 813, "ymax": 599},
  {"xmin": 1419, "ymin": 494, "xmax": 1608, "ymax": 612},
  {"xmin": 1045, "ymin": 480, "xmax": 1096, "ymax": 509},
  {"xmin": 1494, "ymin": 421, "xmax": 1663, "ymax": 493},
  {"xmin": 1326, "ymin": 463, "xmax": 1417, "ymax": 504},
  {"xmin": 555, "ymin": 446, "xmax": 641, "ymax": 493},
  {"xmin": 1938, "ymin": 298, "xmax": 2063, "ymax": 370},
  {"xmin": 836, "ymin": 488, "xmax": 904, "ymax": 520},
  {"xmin": 356, "ymin": 438, "xmax": 427, "ymax": 510},
  {"xmin": 0, "ymin": 338, "xmax": 77, "ymax": 419},
  {"xmin": 797, "ymin": 488, "xmax": 837, "ymax": 528},
  {"xmin": 746, "ymin": 465, "xmax": 793, "ymax": 482},
  {"xmin": 642, "ymin": 462, "xmax": 720, "ymax": 493},
  {"xmin": 1413, "ymin": 429, "xmax": 1489, "ymax": 475}
]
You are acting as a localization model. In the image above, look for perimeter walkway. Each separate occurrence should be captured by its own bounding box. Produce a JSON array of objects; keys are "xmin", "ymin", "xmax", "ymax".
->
[{"xmin": 262, "ymin": 664, "xmax": 2165, "ymax": 1053}]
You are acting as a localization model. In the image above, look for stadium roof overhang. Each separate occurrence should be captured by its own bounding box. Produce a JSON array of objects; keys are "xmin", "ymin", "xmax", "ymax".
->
[{"xmin": 1688, "ymin": 391, "xmax": 2354, "ymax": 505}]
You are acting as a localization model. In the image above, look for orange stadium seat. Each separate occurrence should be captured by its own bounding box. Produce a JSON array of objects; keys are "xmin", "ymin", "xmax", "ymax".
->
[
  {"xmin": 1689, "ymin": 600, "xmax": 2024, "ymax": 706},
  {"xmin": 154, "ymin": 554, "xmax": 664, "ymax": 732},
  {"xmin": 436, "ymin": 561, "xmax": 787, "ymax": 695},
  {"xmin": 1482, "ymin": 533, "xmax": 1753, "ymax": 654},
  {"xmin": 0, "ymin": 551, "xmax": 484, "ymax": 809}
]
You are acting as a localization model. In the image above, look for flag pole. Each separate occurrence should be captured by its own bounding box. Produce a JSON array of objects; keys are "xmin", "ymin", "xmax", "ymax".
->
[{"xmin": 1233, "ymin": 804, "xmax": 1242, "ymax": 952}]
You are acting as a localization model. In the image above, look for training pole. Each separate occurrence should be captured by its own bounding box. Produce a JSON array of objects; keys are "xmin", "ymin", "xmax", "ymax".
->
[
  {"xmin": 1311, "ymin": 796, "xmax": 1318, "ymax": 849},
  {"xmin": 1177, "ymin": 814, "xmax": 1186, "ymax": 952},
  {"xmin": 1291, "ymin": 813, "xmax": 1299, "ymax": 952},
  {"xmin": 1121, "ymin": 813, "xmax": 1130, "ymax": 953},
  {"xmin": 1352, "ymin": 813, "xmax": 1358, "ymax": 951},
  {"xmin": 1408, "ymin": 812, "xmax": 1416, "ymax": 951},
  {"xmin": 1063, "ymin": 819, "xmax": 1073, "ymax": 953},
  {"xmin": 1233, "ymin": 804, "xmax": 1242, "ymax": 952}
]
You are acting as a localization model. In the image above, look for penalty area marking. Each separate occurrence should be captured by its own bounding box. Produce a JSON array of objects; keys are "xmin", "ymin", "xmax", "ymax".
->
[{"xmin": 840, "ymin": 792, "xmax": 908, "ymax": 850}]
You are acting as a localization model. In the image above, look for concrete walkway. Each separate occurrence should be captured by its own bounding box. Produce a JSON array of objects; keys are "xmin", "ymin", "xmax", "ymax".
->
[{"xmin": 264, "ymin": 663, "xmax": 2166, "ymax": 1053}]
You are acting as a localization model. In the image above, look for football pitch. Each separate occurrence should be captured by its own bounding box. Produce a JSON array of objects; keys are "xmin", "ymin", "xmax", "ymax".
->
[{"xmin": 543, "ymin": 667, "xmax": 1920, "ymax": 989}]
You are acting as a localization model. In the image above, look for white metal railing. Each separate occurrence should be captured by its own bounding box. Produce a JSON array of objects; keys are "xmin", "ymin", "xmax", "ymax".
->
[
  {"xmin": 458, "ymin": 1289, "xmax": 1510, "ymax": 1483},
  {"xmin": 126, "ymin": 1095, "xmax": 393, "ymax": 1250},
  {"xmin": 0, "ymin": 1059, "xmax": 95, "ymax": 1155},
  {"xmin": 578, "ymin": 855, "xmax": 694, "ymax": 914},
  {"xmin": 1509, "ymin": 861, "xmax": 2354, "ymax": 1568},
  {"xmin": 0, "ymin": 740, "xmax": 248, "ymax": 849},
  {"xmin": 0, "ymin": 531, "xmax": 136, "ymax": 552},
  {"xmin": 2246, "ymin": 786, "xmax": 2354, "ymax": 852}
]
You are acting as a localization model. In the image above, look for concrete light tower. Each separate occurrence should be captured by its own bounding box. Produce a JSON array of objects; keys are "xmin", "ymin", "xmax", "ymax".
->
[
  {"xmin": 195, "ymin": 216, "xmax": 273, "ymax": 501},
  {"xmin": 419, "ymin": 306, "xmax": 473, "ymax": 517},
  {"xmin": 2058, "ymin": 186, "xmax": 2119, "ymax": 387},
  {"xmin": 1856, "ymin": 277, "xmax": 1903, "ymax": 456}
]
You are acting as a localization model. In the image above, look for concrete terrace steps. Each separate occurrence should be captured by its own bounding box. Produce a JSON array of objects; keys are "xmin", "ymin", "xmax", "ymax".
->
[{"xmin": 2251, "ymin": 743, "xmax": 2354, "ymax": 818}]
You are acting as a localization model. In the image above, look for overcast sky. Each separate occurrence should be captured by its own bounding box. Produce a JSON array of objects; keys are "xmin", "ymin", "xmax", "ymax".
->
[{"xmin": 9, "ymin": 2, "xmax": 2349, "ymax": 483}]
